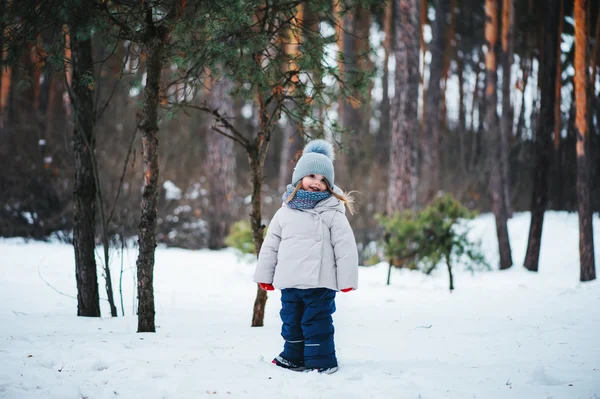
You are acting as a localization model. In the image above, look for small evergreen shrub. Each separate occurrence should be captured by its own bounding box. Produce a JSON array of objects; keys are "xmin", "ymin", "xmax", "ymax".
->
[
  {"xmin": 378, "ymin": 194, "xmax": 489, "ymax": 291},
  {"xmin": 225, "ymin": 220, "xmax": 256, "ymax": 256}
]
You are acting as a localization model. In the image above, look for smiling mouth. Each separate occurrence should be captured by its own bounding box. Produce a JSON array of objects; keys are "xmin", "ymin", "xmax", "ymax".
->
[{"xmin": 309, "ymin": 187, "xmax": 320, "ymax": 192}]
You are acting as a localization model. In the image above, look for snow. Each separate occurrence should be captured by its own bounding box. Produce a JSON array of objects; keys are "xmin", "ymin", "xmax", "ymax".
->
[
  {"xmin": 1, "ymin": 211, "xmax": 599, "ymax": 399},
  {"xmin": 163, "ymin": 181, "xmax": 182, "ymax": 201}
]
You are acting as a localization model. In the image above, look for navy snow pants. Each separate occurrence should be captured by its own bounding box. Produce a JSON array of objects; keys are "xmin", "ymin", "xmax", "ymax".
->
[{"xmin": 279, "ymin": 288, "xmax": 337, "ymax": 369}]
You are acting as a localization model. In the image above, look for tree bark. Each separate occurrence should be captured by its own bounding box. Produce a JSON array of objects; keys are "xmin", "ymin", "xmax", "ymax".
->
[
  {"xmin": 457, "ymin": 57, "xmax": 466, "ymax": 133},
  {"xmin": 574, "ymin": 0, "xmax": 596, "ymax": 282},
  {"xmin": 0, "ymin": 0, "xmax": 9, "ymax": 132},
  {"xmin": 423, "ymin": 0, "xmax": 448, "ymax": 200},
  {"xmin": 554, "ymin": 0, "xmax": 564, "ymax": 153},
  {"xmin": 440, "ymin": 0, "xmax": 456, "ymax": 128},
  {"xmin": 591, "ymin": 6, "xmax": 600, "ymax": 87},
  {"xmin": 278, "ymin": 122, "xmax": 303, "ymax": 192},
  {"xmin": 500, "ymin": 0, "xmax": 514, "ymax": 216},
  {"xmin": 420, "ymin": 0, "xmax": 427, "ymax": 124},
  {"xmin": 249, "ymin": 145, "xmax": 268, "ymax": 327},
  {"xmin": 136, "ymin": 22, "xmax": 166, "ymax": 333},
  {"xmin": 339, "ymin": 5, "xmax": 371, "ymax": 182},
  {"xmin": 278, "ymin": 6, "xmax": 304, "ymax": 192},
  {"xmin": 206, "ymin": 77, "xmax": 236, "ymax": 249},
  {"xmin": 379, "ymin": 0, "xmax": 393, "ymax": 162},
  {"xmin": 387, "ymin": 0, "xmax": 420, "ymax": 214},
  {"xmin": 524, "ymin": 0, "xmax": 560, "ymax": 272},
  {"xmin": 485, "ymin": 0, "xmax": 512, "ymax": 270},
  {"xmin": 71, "ymin": 26, "xmax": 100, "ymax": 318},
  {"xmin": 552, "ymin": 0, "xmax": 564, "ymax": 210}
]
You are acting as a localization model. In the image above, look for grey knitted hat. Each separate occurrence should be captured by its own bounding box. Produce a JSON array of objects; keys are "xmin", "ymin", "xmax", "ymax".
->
[{"xmin": 292, "ymin": 140, "xmax": 335, "ymax": 186}]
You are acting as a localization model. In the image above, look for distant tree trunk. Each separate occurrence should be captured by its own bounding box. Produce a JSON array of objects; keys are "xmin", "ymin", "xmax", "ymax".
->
[
  {"xmin": 500, "ymin": 0, "xmax": 514, "ymax": 216},
  {"xmin": 206, "ymin": 77, "xmax": 236, "ymax": 249},
  {"xmin": 379, "ymin": 0, "xmax": 393, "ymax": 161},
  {"xmin": 457, "ymin": 57, "xmax": 466, "ymax": 133},
  {"xmin": 524, "ymin": 0, "xmax": 560, "ymax": 272},
  {"xmin": 278, "ymin": 123, "xmax": 303, "ymax": 192},
  {"xmin": 420, "ymin": 0, "xmax": 427, "ymax": 124},
  {"xmin": 553, "ymin": 0, "xmax": 564, "ymax": 209},
  {"xmin": 484, "ymin": 0, "xmax": 513, "ymax": 270},
  {"xmin": 440, "ymin": 0, "xmax": 456, "ymax": 128},
  {"xmin": 387, "ymin": 0, "xmax": 420, "ymax": 214},
  {"xmin": 574, "ymin": 0, "xmax": 596, "ymax": 282},
  {"xmin": 136, "ymin": 23, "xmax": 166, "ymax": 333},
  {"xmin": 591, "ymin": 6, "xmax": 600, "ymax": 87},
  {"xmin": 516, "ymin": 56, "xmax": 531, "ymax": 139},
  {"xmin": 423, "ymin": 0, "xmax": 448, "ymax": 200},
  {"xmin": 339, "ymin": 5, "xmax": 371, "ymax": 182},
  {"xmin": 0, "ymin": 0, "xmax": 9, "ymax": 132},
  {"xmin": 70, "ymin": 24, "xmax": 100, "ymax": 318},
  {"xmin": 278, "ymin": 6, "xmax": 304, "ymax": 192},
  {"xmin": 554, "ymin": 0, "xmax": 564, "ymax": 153}
]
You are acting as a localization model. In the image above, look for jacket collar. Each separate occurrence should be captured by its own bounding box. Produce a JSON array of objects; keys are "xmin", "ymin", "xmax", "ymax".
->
[{"xmin": 314, "ymin": 185, "xmax": 345, "ymax": 214}]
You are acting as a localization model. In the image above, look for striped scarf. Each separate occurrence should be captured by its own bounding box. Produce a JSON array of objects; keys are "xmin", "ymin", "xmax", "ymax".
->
[{"xmin": 282, "ymin": 184, "xmax": 331, "ymax": 210}]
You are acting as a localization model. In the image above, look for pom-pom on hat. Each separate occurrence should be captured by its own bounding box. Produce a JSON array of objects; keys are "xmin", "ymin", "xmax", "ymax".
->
[{"xmin": 292, "ymin": 140, "xmax": 335, "ymax": 186}]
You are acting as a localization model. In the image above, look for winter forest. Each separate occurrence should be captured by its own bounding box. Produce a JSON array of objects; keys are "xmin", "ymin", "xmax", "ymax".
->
[{"xmin": 1, "ymin": 0, "xmax": 599, "ymax": 397}]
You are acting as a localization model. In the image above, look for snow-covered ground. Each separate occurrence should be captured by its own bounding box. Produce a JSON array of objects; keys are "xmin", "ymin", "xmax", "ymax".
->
[{"xmin": 1, "ymin": 211, "xmax": 599, "ymax": 399}]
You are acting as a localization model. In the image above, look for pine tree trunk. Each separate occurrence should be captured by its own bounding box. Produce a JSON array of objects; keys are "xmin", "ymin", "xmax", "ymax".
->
[
  {"xmin": 574, "ymin": 0, "xmax": 596, "ymax": 282},
  {"xmin": 440, "ymin": 0, "xmax": 456, "ymax": 128},
  {"xmin": 516, "ymin": 57, "xmax": 531, "ymax": 139},
  {"xmin": 524, "ymin": 0, "xmax": 560, "ymax": 272},
  {"xmin": 339, "ymin": 6, "xmax": 371, "ymax": 182},
  {"xmin": 206, "ymin": 77, "xmax": 235, "ymax": 249},
  {"xmin": 500, "ymin": 0, "xmax": 514, "ymax": 216},
  {"xmin": 278, "ymin": 6, "xmax": 304, "ymax": 192},
  {"xmin": 423, "ymin": 0, "xmax": 448, "ymax": 200},
  {"xmin": 420, "ymin": 0, "xmax": 427, "ymax": 124},
  {"xmin": 278, "ymin": 122, "xmax": 303, "ymax": 192},
  {"xmin": 485, "ymin": 0, "xmax": 513, "ymax": 270},
  {"xmin": 249, "ymin": 145, "xmax": 268, "ymax": 327},
  {"xmin": 379, "ymin": 0, "xmax": 393, "ymax": 163},
  {"xmin": 552, "ymin": 0, "xmax": 564, "ymax": 210},
  {"xmin": 71, "ymin": 27, "xmax": 100, "ymax": 318},
  {"xmin": 591, "ymin": 6, "xmax": 600, "ymax": 87},
  {"xmin": 387, "ymin": 0, "xmax": 420, "ymax": 214},
  {"xmin": 136, "ymin": 30, "xmax": 165, "ymax": 333},
  {"xmin": 0, "ymin": 0, "xmax": 10, "ymax": 132},
  {"xmin": 554, "ymin": 0, "xmax": 564, "ymax": 153},
  {"xmin": 457, "ymin": 57, "xmax": 466, "ymax": 133}
]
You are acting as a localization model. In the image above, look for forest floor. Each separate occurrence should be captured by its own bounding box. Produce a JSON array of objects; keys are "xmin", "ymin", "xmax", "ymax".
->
[{"xmin": 1, "ymin": 211, "xmax": 599, "ymax": 399}]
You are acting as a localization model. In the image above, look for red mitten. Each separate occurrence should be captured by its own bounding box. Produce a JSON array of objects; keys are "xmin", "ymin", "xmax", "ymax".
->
[
  {"xmin": 259, "ymin": 283, "xmax": 274, "ymax": 291},
  {"xmin": 340, "ymin": 288, "xmax": 353, "ymax": 293}
]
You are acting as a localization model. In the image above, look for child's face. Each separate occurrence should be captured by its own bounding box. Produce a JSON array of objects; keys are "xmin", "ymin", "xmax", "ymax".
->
[{"xmin": 301, "ymin": 174, "xmax": 327, "ymax": 192}]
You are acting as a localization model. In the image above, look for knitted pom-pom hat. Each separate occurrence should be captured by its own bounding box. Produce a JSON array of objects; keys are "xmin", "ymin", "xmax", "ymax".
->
[{"xmin": 292, "ymin": 140, "xmax": 335, "ymax": 186}]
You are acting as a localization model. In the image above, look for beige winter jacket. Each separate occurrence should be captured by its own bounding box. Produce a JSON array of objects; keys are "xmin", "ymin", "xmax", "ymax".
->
[{"xmin": 254, "ymin": 192, "xmax": 359, "ymax": 291}]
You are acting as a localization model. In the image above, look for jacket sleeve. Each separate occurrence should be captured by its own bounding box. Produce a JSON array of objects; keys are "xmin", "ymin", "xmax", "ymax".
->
[
  {"xmin": 253, "ymin": 211, "xmax": 282, "ymax": 284},
  {"xmin": 330, "ymin": 212, "xmax": 359, "ymax": 290}
]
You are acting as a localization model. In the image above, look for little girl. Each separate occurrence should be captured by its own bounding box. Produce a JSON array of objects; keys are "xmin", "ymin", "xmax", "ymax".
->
[{"xmin": 254, "ymin": 139, "xmax": 359, "ymax": 375}]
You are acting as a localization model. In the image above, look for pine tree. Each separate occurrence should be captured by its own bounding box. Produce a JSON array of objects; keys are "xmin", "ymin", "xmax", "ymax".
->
[
  {"xmin": 524, "ymin": 0, "xmax": 560, "ymax": 272},
  {"xmin": 484, "ymin": 0, "xmax": 512, "ymax": 270},
  {"xmin": 387, "ymin": 0, "xmax": 420, "ymax": 214},
  {"xmin": 574, "ymin": 0, "xmax": 596, "ymax": 282},
  {"xmin": 423, "ymin": 0, "xmax": 448, "ymax": 200}
]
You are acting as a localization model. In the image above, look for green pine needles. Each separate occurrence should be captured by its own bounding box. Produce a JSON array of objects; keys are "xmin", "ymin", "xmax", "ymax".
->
[{"xmin": 378, "ymin": 194, "xmax": 490, "ymax": 291}]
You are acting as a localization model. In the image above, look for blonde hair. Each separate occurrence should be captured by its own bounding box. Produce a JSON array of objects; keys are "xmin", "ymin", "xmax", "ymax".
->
[{"xmin": 285, "ymin": 180, "xmax": 356, "ymax": 215}]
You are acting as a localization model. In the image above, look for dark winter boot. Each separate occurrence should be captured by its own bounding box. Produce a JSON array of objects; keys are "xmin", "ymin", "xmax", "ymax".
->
[{"xmin": 272, "ymin": 355, "xmax": 307, "ymax": 372}]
